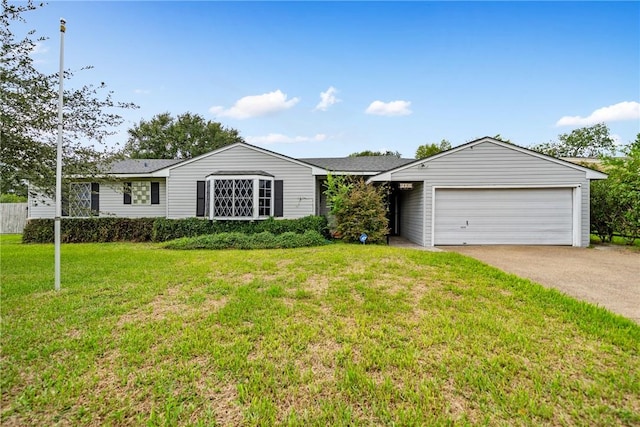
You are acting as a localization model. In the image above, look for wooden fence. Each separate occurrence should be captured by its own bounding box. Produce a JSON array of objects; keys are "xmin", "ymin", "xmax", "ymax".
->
[{"xmin": 1, "ymin": 203, "xmax": 28, "ymax": 234}]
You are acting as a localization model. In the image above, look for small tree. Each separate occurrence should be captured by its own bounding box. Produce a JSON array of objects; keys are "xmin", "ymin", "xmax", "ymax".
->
[
  {"xmin": 602, "ymin": 135, "xmax": 640, "ymax": 244},
  {"xmin": 324, "ymin": 176, "xmax": 389, "ymax": 243},
  {"xmin": 590, "ymin": 179, "xmax": 618, "ymax": 242},
  {"xmin": 1, "ymin": 1, "xmax": 136, "ymax": 197},
  {"xmin": 323, "ymin": 173, "xmax": 352, "ymax": 235},
  {"xmin": 415, "ymin": 139, "xmax": 451, "ymax": 159}
]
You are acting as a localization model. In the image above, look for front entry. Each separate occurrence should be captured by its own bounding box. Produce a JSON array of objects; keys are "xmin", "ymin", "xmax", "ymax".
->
[{"xmin": 387, "ymin": 183, "xmax": 402, "ymax": 236}]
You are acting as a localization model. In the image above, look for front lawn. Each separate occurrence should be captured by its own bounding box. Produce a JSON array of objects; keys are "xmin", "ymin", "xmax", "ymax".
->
[{"xmin": 1, "ymin": 235, "xmax": 638, "ymax": 425}]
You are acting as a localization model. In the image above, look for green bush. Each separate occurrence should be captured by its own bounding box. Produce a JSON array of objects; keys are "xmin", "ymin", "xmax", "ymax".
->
[
  {"xmin": 22, "ymin": 215, "xmax": 329, "ymax": 244},
  {"xmin": 151, "ymin": 215, "xmax": 328, "ymax": 242},
  {"xmin": 0, "ymin": 193, "xmax": 27, "ymax": 203},
  {"xmin": 590, "ymin": 179, "xmax": 618, "ymax": 243},
  {"xmin": 590, "ymin": 136, "xmax": 640, "ymax": 244},
  {"xmin": 164, "ymin": 230, "xmax": 329, "ymax": 250},
  {"xmin": 152, "ymin": 217, "xmax": 216, "ymax": 242},
  {"xmin": 326, "ymin": 178, "xmax": 389, "ymax": 244},
  {"xmin": 22, "ymin": 218, "xmax": 156, "ymax": 243}
]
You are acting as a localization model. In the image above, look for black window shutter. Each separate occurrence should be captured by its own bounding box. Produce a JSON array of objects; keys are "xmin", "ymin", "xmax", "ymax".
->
[
  {"xmin": 123, "ymin": 182, "xmax": 132, "ymax": 204},
  {"xmin": 151, "ymin": 182, "xmax": 160, "ymax": 205},
  {"xmin": 196, "ymin": 181, "xmax": 206, "ymax": 217},
  {"xmin": 274, "ymin": 180, "xmax": 283, "ymax": 217},
  {"xmin": 91, "ymin": 182, "xmax": 99, "ymax": 215}
]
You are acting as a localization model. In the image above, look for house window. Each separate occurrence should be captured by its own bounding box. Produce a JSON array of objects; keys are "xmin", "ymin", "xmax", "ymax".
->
[
  {"xmin": 69, "ymin": 182, "xmax": 91, "ymax": 217},
  {"xmin": 258, "ymin": 180, "xmax": 271, "ymax": 216},
  {"xmin": 66, "ymin": 182, "xmax": 99, "ymax": 217},
  {"xmin": 213, "ymin": 179, "xmax": 254, "ymax": 218},
  {"xmin": 124, "ymin": 181, "xmax": 160, "ymax": 205},
  {"xmin": 205, "ymin": 173, "xmax": 276, "ymax": 219},
  {"xmin": 132, "ymin": 181, "xmax": 151, "ymax": 205}
]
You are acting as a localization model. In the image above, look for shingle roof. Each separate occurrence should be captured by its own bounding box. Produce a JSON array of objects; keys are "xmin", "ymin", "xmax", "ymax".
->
[
  {"xmin": 103, "ymin": 153, "xmax": 415, "ymax": 175},
  {"xmin": 103, "ymin": 159, "xmax": 183, "ymax": 174},
  {"xmin": 300, "ymin": 156, "xmax": 415, "ymax": 172}
]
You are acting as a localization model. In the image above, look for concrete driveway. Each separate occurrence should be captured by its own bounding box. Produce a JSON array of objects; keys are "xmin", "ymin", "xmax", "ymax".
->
[{"xmin": 443, "ymin": 245, "xmax": 640, "ymax": 323}]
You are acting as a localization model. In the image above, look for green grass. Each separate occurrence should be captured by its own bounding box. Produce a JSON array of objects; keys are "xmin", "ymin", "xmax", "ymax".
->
[
  {"xmin": 2, "ymin": 234, "xmax": 639, "ymax": 426},
  {"xmin": 590, "ymin": 234, "xmax": 640, "ymax": 250}
]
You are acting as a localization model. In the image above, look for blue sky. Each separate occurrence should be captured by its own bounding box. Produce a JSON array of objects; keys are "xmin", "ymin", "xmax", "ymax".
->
[{"xmin": 19, "ymin": 1, "xmax": 640, "ymax": 158}]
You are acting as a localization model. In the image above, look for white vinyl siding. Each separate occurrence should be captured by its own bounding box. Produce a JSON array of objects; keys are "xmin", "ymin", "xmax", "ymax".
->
[
  {"xmin": 399, "ymin": 182, "xmax": 424, "ymax": 245},
  {"xmin": 434, "ymin": 188, "xmax": 573, "ymax": 245},
  {"xmin": 28, "ymin": 180, "xmax": 167, "ymax": 219},
  {"xmin": 27, "ymin": 191, "xmax": 55, "ymax": 219},
  {"xmin": 99, "ymin": 180, "xmax": 166, "ymax": 218},
  {"xmin": 390, "ymin": 142, "xmax": 591, "ymax": 247},
  {"xmin": 167, "ymin": 145, "xmax": 315, "ymax": 219}
]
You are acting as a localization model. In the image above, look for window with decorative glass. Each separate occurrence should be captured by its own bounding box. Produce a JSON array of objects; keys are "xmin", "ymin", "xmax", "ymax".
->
[
  {"xmin": 131, "ymin": 181, "xmax": 151, "ymax": 205},
  {"xmin": 123, "ymin": 181, "xmax": 160, "ymax": 205},
  {"xmin": 205, "ymin": 174, "xmax": 274, "ymax": 219},
  {"xmin": 68, "ymin": 182, "xmax": 91, "ymax": 217},
  {"xmin": 66, "ymin": 182, "xmax": 98, "ymax": 217}
]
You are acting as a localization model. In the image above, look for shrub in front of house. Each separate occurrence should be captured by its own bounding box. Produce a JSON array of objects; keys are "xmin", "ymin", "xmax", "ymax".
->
[
  {"xmin": 22, "ymin": 215, "xmax": 329, "ymax": 244},
  {"xmin": 325, "ymin": 176, "xmax": 389, "ymax": 244},
  {"xmin": 164, "ymin": 230, "xmax": 329, "ymax": 250},
  {"xmin": 22, "ymin": 218, "xmax": 156, "ymax": 243},
  {"xmin": 151, "ymin": 215, "xmax": 328, "ymax": 242}
]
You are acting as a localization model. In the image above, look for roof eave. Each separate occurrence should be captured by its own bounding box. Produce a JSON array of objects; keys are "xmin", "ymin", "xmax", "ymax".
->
[
  {"xmin": 585, "ymin": 170, "xmax": 608, "ymax": 180},
  {"xmin": 318, "ymin": 170, "xmax": 383, "ymax": 176}
]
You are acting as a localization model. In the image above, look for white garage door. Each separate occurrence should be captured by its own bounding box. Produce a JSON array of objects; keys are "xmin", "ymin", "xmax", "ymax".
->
[{"xmin": 434, "ymin": 188, "xmax": 573, "ymax": 245}]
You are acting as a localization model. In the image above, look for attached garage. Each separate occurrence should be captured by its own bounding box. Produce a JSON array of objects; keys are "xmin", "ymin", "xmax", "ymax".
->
[
  {"xmin": 369, "ymin": 137, "xmax": 607, "ymax": 247},
  {"xmin": 433, "ymin": 187, "xmax": 576, "ymax": 245}
]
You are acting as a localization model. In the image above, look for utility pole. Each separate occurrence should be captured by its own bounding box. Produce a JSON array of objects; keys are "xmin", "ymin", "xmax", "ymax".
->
[{"xmin": 55, "ymin": 18, "xmax": 66, "ymax": 291}]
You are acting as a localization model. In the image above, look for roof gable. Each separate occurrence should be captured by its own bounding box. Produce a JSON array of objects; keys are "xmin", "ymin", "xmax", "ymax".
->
[
  {"xmin": 164, "ymin": 142, "xmax": 326, "ymax": 175},
  {"xmin": 369, "ymin": 137, "xmax": 608, "ymax": 181}
]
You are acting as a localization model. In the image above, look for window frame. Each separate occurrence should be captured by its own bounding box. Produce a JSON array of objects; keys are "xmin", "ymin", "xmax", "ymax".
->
[
  {"xmin": 68, "ymin": 182, "xmax": 92, "ymax": 218},
  {"xmin": 131, "ymin": 181, "xmax": 151, "ymax": 205},
  {"xmin": 205, "ymin": 174, "xmax": 275, "ymax": 220},
  {"xmin": 124, "ymin": 181, "xmax": 160, "ymax": 206}
]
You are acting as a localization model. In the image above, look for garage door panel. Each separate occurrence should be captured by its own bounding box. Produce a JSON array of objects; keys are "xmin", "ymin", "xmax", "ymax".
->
[{"xmin": 434, "ymin": 188, "xmax": 573, "ymax": 245}]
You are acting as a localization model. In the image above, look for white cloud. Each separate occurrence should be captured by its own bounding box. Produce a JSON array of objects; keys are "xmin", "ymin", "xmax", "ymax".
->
[
  {"xmin": 28, "ymin": 42, "xmax": 49, "ymax": 64},
  {"xmin": 246, "ymin": 133, "xmax": 328, "ymax": 144},
  {"xmin": 611, "ymin": 133, "xmax": 623, "ymax": 146},
  {"xmin": 365, "ymin": 100, "xmax": 412, "ymax": 116},
  {"xmin": 556, "ymin": 101, "xmax": 640, "ymax": 127},
  {"xmin": 314, "ymin": 86, "xmax": 340, "ymax": 111},
  {"xmin": 209, "ymin": 90, "xmax": 299, "ymax": 119},
  {"xmin": 30, "ymin": 42, "xmax": 48, "ymax": 55}
]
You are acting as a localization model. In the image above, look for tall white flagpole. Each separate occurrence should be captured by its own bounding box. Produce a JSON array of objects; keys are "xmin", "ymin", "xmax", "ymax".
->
[{"xmin": 55, "ymin": 18, "xmax": 66, "ymax": 291}]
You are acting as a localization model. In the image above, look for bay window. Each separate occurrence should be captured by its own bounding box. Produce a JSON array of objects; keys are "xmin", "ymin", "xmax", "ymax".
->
[{"xmin": 204, "ymin": 172, "xmax": 275, "ymax": 220}]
